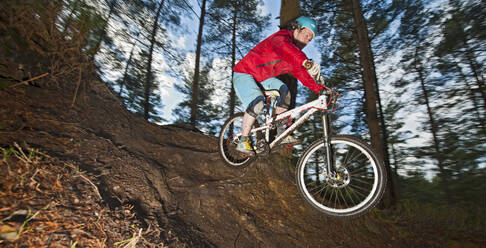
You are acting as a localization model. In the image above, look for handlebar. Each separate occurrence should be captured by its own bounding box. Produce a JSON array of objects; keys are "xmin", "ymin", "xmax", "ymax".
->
[{"xmin": 315, "ymin": 77, "xmax": 341, "ymax": 111}]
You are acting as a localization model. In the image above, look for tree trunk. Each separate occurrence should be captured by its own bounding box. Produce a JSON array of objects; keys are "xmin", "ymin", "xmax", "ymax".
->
[
  {"xmin": 143, "ymin": 0, "xmax": 164, "ymax": 120},
  {"xmin": 277, "ymin": 0, "xmax": 300, "ymax": 110},
  {"xmin": 416, "ymin": 64, "xmax": 453, "ymax": 203},
  {"xmin": 458, "ymin": 69, "xmax": 486, "ymax": 129},
  {"xmin": 91, "ymin": 0, "xmax": 118, "ymax": 59},
  {"xmin": 190, "ymin": 0, "xmax": 207, "ymax": 128},
  {"xmin": 464, "ymin": 50, "xmax": 486, "ymax": 112},
  {"xmin": 390, "ymin": 142, "xmax": 400, "ymax": 198},
  {"xmin": 229, "ymin": 1, "xmax": 238, "ymax": 118},
  {"xmin": 350, "ymin": 0, "xmax": 395, "ymax": 206},
  {"xmin": 280, "ymin": 0, "xmax": 300, "ymax": 28},
  {"xmin": 61, "ymin": 0, "xmax": 79, "ymax": 35},
  {"xmin": 372, "ymin": 53, "xmax": 395, "ymax": 206},
  {"xmin": 118, "ymin": 39, "xmax": 137, "ymax": 97}
]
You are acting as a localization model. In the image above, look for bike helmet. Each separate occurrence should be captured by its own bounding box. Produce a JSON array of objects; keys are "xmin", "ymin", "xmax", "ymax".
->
[{"xmin": 295, "ymin": 16, "xmax": 317, "ymax": 38}]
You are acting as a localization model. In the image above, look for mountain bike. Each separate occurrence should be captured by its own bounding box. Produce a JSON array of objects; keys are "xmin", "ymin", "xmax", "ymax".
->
[{"xmin": 218, "ymin": 79, "xmax": 387, "ymax": 218}]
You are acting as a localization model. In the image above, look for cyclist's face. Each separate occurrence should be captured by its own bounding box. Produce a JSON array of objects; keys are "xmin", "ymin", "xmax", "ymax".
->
[{"xmin": 293, "ymin": 27, "xmax": 314, "ymax": 48}]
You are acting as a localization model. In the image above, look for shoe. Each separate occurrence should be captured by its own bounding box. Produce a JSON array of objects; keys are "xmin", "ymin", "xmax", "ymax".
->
[
  {"xmin": 236, "ymin": 136, "xmax": 255, "ymax": 155},
  {"xmin": 277, "ymin": 125, "xmax": 299, "ymax": 144}
]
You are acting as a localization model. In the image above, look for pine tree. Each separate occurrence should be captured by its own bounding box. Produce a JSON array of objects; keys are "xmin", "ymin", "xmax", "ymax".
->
[
  {"xmin": 436, "ymin": 0, "xmax": 486, "ymax": 112},
  {"xmin": 58, "ymin": 0, "xmax": 108, "ymax": 55},
  {"xmin": 190, "ymin": 0, "xmax": 208, "ymax": 128},
  {"xmin": 141, "ymin": 0, "xmax": 164, "ymax": 121},
  {"xmin": 98, "ymin": 0, "xmax": 185, "ymax": 123},
  {"xmin": 382, "ymin": 99, "xmax": 414, "ymax": 198},
  {"xmin": 204, "ymin": 0, "xmax": 270, "ymax": 118},
  {"xmin": 172, "ymin": 58, "xmax": 222, "ymax": 134}
]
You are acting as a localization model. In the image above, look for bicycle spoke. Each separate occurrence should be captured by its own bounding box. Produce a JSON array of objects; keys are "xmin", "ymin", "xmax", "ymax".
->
[
  {"xmin": 351, "ymin": 176, "xmax": 374, "ymax": 186},
  {"xmin": 341, "ymin": 148, "xmax": 363, "ymax": 168},
  {"xmin": 219, "ymin": 113, "xmax": 258, "ymax": 168},
  {"xmin": 305, "ymin": 181, "xmax": 324, "ymax": 194},
  {"xmin": 337, "ymin": 189, "xmax": 348, "ymax": 209},
  {"xmin": 346, "ymin": 184, "xmax": 370, "ymax": 198},
  {"xmin": 350, "ymin": 167, "xmax": 372, "ymax": 177},
  {"xmin": 343, "ymin": 186, "xmax": 358, "ymax": 207}
]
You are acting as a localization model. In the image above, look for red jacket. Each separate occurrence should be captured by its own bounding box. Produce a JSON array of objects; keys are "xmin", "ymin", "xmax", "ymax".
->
[{"xmin": 233, "ymin": 29, "xmax": 323, "ymax": 94}]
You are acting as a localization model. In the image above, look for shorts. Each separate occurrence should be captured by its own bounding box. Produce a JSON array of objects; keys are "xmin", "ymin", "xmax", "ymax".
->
[{"xmin": 233, "ymin": 72, "xmax": 285, "ymax": 109}]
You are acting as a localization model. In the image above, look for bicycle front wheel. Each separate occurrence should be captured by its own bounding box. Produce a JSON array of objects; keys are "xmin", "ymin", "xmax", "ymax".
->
[
  {"xmin": 218, "ymin": 112, "xmax": 258, "ymax": 168},
  {"xmin": 296, "ymin": 135, "xmax": 387, "ymax": 218}
]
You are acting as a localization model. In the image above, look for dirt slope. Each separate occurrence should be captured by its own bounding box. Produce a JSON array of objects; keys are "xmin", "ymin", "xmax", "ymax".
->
[{"xmin": 0, "ymin": 75, "xmax": 350, "ymax": 247}]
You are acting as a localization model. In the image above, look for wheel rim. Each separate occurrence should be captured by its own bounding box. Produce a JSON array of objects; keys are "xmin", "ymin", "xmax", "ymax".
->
[
  {"xmin": 219, "ymin": 115, "xmax": 252, "ymax": 166},
  {"xmin": 298, "ymin": 139, "xmax": 380, "ymax": 214}
]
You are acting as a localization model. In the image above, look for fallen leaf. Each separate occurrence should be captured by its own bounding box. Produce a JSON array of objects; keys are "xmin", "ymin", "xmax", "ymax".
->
[{"xmin": 0, "ymin": 224, "xmax": 18, "ymax": 242}]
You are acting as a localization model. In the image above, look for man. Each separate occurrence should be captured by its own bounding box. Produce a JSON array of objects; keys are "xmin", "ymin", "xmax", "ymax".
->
[{"xmin": 233, "ymin": 16, "xmax": 323, "ymax": 155}]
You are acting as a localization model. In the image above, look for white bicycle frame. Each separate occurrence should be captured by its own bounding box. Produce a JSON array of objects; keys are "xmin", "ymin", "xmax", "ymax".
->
[{"xmin": 249, "ymin": 92, "xmax": 329, "ymax": 150}]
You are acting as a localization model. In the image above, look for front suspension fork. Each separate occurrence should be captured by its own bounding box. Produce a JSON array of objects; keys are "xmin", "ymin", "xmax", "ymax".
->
[{"xmin": 321, "ymin": 113, "xmax": 334, "ymax": 175}]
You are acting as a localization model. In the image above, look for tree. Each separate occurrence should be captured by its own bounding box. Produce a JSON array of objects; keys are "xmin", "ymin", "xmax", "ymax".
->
[
  {"xmin": 173, "ymin": 58, "xmax": 222, "ymax": 134},
  {"xmin": 382, "ymin": 99, "xmax": 414, "ymax": 197},
  {"xmin": 435, "ymin": 0, "xmax": 486, "ymax": 130},
  {"xmin": 95, "ymin": 0, "xmax": 185, "ymax": 122},
  {"xmin": 395, "ymin": 0, "xmax": 459, "ymax": 203},
  {"xmin": 280, "ymin": 0, "xmax": 300, "ymax": 28},
  {"xmin": 436, "ymin": 0, "xmax": 486, "ymax": 112},
  {"xmin": 349, "ymin": 0, "xmax": 390, "ymax": 194},
  {"xmin": 142, "ymin": 0, "xmax": 164, "ymax": 121},
  {"xmin": 90, "ymin": 0, "xmax": 119, "ymax": 59},
  {"xmin": 205, "ymin": 0, "xmax": 270, "ymax": 118},
  {"xmin": 190, "ymin": 0, "xmax": 208, "ymax": 128}
]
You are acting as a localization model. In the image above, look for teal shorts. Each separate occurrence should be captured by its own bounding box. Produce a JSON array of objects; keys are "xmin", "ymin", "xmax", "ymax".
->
[{"xmin": 233, "ymin": 72, "xmax": 285, "ymax": 109}]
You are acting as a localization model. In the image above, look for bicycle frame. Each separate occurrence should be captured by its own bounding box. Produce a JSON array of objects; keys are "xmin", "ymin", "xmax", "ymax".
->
[
  {"xmin": 246, "ymin": 92, "xmax": 335, "ymax": 174},
  {"xmin": 248, "ymin": 93, "xmax": 325, "ymax": 143}
]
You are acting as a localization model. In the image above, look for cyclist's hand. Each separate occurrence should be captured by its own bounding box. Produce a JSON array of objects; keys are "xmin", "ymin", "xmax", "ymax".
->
[
  {"xmin": 316, "ymin": 75, "xmax": 326, "ymax": 86},
  {"xmin": 303, "ymin": 59, "xmax": 321, "ymax": 79}
]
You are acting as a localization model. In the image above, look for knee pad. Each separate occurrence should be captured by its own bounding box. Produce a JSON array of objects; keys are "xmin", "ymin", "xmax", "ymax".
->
[
  {"xmin": 276, "ymin": 85, "xmax": 291, "ymax": 109},
  {"xmin": 246, "ymin": 96, "xmax": 265, "ymax": 118}
]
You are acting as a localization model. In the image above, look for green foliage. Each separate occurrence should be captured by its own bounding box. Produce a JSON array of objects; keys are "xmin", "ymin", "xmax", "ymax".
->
[
  {"xmin": 1, "ymin": 147, "xmax": 18, "ymax": 162},
  {"xmin": 59, "ymin": 0, "xmax": 109, "ymax": 56}
]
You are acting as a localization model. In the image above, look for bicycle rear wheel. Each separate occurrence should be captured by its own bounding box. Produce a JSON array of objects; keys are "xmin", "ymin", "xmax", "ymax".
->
[
  {"xmin": 296, "ymin": 135, "xmax": 387, "ymax": 218},
  {"xmin": 218, "ymin": 112, "xmax": 259, "ymax": 168}
]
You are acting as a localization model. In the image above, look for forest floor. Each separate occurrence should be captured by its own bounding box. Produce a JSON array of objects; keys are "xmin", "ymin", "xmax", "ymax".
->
[
  {"xmin": 1, "ymin": 130, "xmax": 485, "ymax": 248},
  {"xmin": 0, "ymin": 144, "xmax": 186, "ymax": 247}
]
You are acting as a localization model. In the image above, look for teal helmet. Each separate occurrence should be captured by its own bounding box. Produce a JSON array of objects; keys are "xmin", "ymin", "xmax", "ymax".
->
[{"xmin": 295, "ymin": 16, "xmax": 317, "ymax": 38}]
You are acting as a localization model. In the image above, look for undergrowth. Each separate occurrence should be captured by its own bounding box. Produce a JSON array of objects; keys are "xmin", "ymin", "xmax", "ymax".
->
[{"xmin": 379, "ymin": 199, "xmax": 486, "ymax": 234}]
